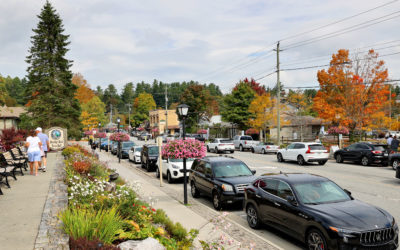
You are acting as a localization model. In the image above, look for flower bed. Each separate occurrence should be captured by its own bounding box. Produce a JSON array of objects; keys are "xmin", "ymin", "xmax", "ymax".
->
[
  {"xmin": 60, "ymin": 145, "xmax": 198, "ymax": 249},
  {"xmin": 162, "ymin": 139, "xmax": 206, "ymax": 159}
]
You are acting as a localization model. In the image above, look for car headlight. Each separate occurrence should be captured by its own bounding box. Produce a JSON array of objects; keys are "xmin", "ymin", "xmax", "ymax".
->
[
  {"xmin": 329, "ymin": 226, "xmax": 357, "ymax": 235},
  {"xmin": 221, "ymin": 184, "xmax": 234, "ymax": 192},
  {"xmin": 171, "ymin": 164, "xmax": 180, "ymax": 169}
]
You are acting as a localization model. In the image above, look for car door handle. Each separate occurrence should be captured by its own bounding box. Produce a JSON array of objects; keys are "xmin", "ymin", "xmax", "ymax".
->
[
  {"xmin": 256, "ymin": 194, "xmax": 261, "ymax": 198},
  {"xmin": 274, "ymin": 202, "xmax": 281, "ymax": 207}
]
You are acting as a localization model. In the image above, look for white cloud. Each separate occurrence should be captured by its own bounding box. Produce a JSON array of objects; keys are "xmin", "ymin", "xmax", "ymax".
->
[{"xmin": 0, "ymin": 0, "xmax": 399, "ymax": 93}]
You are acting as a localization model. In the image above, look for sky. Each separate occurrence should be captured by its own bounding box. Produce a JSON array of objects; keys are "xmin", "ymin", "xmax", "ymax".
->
[{"xmin": 0, "ymin": 0, "xmax": 399, "ymax": 93}]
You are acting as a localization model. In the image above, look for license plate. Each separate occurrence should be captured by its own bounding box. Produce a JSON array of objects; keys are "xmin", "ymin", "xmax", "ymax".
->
[{"xmin": 384, "ymin": 153, "xmax": 388, "ymax": 156}]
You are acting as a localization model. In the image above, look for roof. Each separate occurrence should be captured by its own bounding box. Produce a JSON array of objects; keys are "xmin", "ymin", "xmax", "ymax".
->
[
  {"xmin": 260, "ymin": 173, "xmax": 328, "ymax": 184},
  {"xmin": 289, "ymin": 142, "xmax": 323, "ymax": 145},
  {"xmin": 201, "ymin": 156, "xmax": 243, "ymax": 163},
  {"xmin": 0, "ymin": 106, "xmax": 26, "ymax": 118}
]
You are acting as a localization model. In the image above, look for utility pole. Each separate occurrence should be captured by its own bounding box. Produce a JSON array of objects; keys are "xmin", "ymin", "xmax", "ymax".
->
[
  {"xmin": 109, "ymin": 104, "xmax": 113, "ymax": 124},
  {"xmin": 274, "ymin": 42, "xmax": 282, "ymax": 145},
  {"xmin": 165, "ymin": 86, "xmax": 169, "ymax": 135}
]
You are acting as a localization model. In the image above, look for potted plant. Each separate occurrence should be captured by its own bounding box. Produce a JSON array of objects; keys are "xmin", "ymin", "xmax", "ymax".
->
[{"xmin": 162, "ymin": 139, "xmax": 206, "ymax": 159}]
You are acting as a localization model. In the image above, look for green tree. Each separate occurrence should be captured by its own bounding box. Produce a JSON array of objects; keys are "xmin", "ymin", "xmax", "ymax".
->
[
  {"xmin": 132, "ymin": 93, "xmax": 156, "ymax": 127},
  {"xmin": 120, "ymin": 82, "xmax": 135, "ymax": 112},
  {"xmin": 1, "ymin": 75, "xmax": 27, "ymax": 105},
  {"xmin": 221, "ymin": 81, "xmax": 256, "ymax": 130},
  {"xmin": 25, "ymin": 1, "xmax": 81, "ymax": 137},
  {"xmin": 80, "ymin": 96, "xmax": 107, "ymax": 128},
  {"xmin": 103, "ymin": 84, "xmax": 121, "ymax": 112}
]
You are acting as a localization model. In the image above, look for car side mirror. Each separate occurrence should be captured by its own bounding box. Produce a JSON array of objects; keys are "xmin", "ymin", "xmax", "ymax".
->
[
  {"xmin": 343, "ymin": 189, "xmax": 352, "ymax": 196},
  {"xmin": 286, "ymin": 196, "xmax": 298, "ymax": 206},
  {"xmin": 205, "ymin": 174, "xmax": 213, "ymax": 179},
  {"xmin": 251, "ymin": 170, "xmax": 256, "ymax": 175}
]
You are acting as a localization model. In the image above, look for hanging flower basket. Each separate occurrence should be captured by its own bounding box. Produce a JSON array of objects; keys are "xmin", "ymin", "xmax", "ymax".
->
[
  {"xmin": 137, "ymin": 127, "xmax": 144, "ymax": 131},
  {"xmin": 94, "ymin": 132, "xmax": 107, "ymax": 138},
  {"xmin": 328, "ymin": 126, "xmax": 349, "ymax": 135},
  {"xmin": 197, "ymin": 129, "xmax": 207, "ymax": 134},
  {"xmin": 84, "ymin": 130, "xmax": 93, "ymax": 135},
  {"xmin": 152, "ymin": 128, "xmax": 159, "ymax": 132},
  {"xmin": 162, "ymin": 139, "xmax": 206, "ymax": 159},
  {"xmin": 109, "ymin": 132, "xmax": 129, "ymax": 142},
  {"xmin": 245, "ymin": 128, "xmax": 259, "ymax": 135}
]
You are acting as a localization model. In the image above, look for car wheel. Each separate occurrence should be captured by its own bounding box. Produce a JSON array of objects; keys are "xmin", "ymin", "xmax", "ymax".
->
[
  {"xmin": 306, "ymin": 229, "xmax": 327, "ymax": 250},
  {"xmin": 167, "ymin": 171, "xmax": 173, "ymax": 183},
  {"xmin": 215, "ymin": 147, "xmax": 219, "ymax": 154},
  {"xmin": 230, "ymin": 151, "xmax": 234, "ymax": 154},
  {"xmin": 318, "ymin": 160, "xmax": 327, "ymax": 165},
  {"xmin": 246, "ymin": 204, "xmax": 261, "ymax": 229},
  {"xmin": 361, "ymin": 156, "xmax": 369, "ymax": 166},
  {"xmin": 207, "ymin": 146, "xmax": 210, "ymax": 153},
  {"xmin": 251, "ymin": 148, "xmax": 255, "ymax": 153},
  {"xmin": 156, "ymin": 167, "xmax": 160, "ymax": 178},
  {"xmin": 191, "ymin": 182, "xmax": 200, "ymax": 198},
  {"xmin": 392, "ymin": 159, "xmax": 399, "ymax": 170},
  {"xmin": 239, "ymin": 145, "xmax": 244, "ymax": 152},
  {"xmin": 277, "ymin": 153, "xmax": 284, "ymax": 162},
  {"xmin": 297, "ymin": 155, "xmax": 305, "ymax": 166},
  {"xmin": 146, "ymin": 161, "xmax": 151, "ymax": 172},
  {"xmin": 335, "ymin": 154, "xmax": 343, "ymax": 163},
  {"xmin": 262, "ymin": 149, "xmax": 266, "ymax": 154},
  {"xmin": 212, "ymin": 191, "xmax": 222, "ymax": 210}
]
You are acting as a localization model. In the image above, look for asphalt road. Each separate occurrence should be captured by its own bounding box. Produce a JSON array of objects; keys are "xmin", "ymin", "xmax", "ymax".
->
[{"xmin": 125, "ymin": 137, "xmax": 400, "ymax": 249}]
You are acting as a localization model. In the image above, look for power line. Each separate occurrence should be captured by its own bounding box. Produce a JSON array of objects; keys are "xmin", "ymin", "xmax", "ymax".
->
[
  {"xmin": 283, "ymin": 11, "xmax": 400, "ymax": 50},
  {"xmin": 282, "ymin": 79, "xmax": 400, "ymax": 89},
  {"xmin": 279, "ymin": 0, "xmax": 399, "ymax": 42},
  {"xmin": 255, "ymin": 71, "xmax": 276, "ymax": 81}
]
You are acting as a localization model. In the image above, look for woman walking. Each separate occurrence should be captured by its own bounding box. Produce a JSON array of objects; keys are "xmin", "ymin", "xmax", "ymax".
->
[{"xmin": 25, "ymin": 130, "xmax": 42, "ymax": 176}]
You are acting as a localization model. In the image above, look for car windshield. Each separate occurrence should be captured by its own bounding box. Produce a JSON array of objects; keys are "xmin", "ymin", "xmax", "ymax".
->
[
  {"xmin": 135, "ymin": 147, "xmax": 142, "ymax": 152},
  {"xmin": 220, "ymin": 140, "xmax": 232, "ymax": 143},
  {"xmin": 169, "ymin": 158, "xmax": 194, "ymax": 162},
  {"xmin": 122, "ymin": 142, "xmax": 135, "ymax": 149},
  {"xmin": 213, "ymin": 161, "xmax": 253, "ymax": 178},
  {"xmin": 148, "ymin": 146, "xmax": 159, "ymax": 155},
  {"xmin": 241, "ymin": 136, "xmax": 253, "ymax": 140},
  {"xmin": 373, "ymin": 145, "xmax": 386, "ymax": 151},
  {"xmin": 292, "ymin": 180, "xmax": 351, "ymax": 205}
]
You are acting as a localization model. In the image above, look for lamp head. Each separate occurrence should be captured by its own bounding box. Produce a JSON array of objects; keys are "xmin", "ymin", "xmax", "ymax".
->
[
  {"xmin": 177, "ymin": 104, "xmax": 189, "ymax": 117},
  {"xmin": 117, "ymin": 118, "xmax": 121, "ymax": 123}
]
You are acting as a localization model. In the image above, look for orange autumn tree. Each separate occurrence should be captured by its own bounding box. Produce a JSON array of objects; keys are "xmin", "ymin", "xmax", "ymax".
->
[
  {"xmin": 313, "ymin": 49, "xmax": 389, "ymax": 135},
  {"xmin": 72, "ymin": 73, "xmax": 95, "ymax": 104}
]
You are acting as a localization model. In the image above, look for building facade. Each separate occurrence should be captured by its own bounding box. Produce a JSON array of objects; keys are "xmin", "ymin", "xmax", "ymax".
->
[
  {"xmin": 0, "ymin": 106, "xmax": 26, "ymax": 130},
  {"xmin": 149, "ymin": 109, "xmax": 180, "ymax": 136}
]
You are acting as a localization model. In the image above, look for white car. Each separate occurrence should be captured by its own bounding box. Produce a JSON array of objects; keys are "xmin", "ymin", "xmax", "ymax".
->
[
  {"xmin": 251, "ymin": 142, "xmax": 280, "ymax": 154},
  {"xmin": 156, "ymin": 158, "xmax": 194, "ymax": 183},
  {"xmin": 128, "ymin": 146, "xmax": 142, "ymax": 164},
  {"xmin": 207, "ymin": 138, "xmax": 235, "ymax": 154},
  {"xmin": 277, "ymin": 142, "xmax": 329, "ymax": 165}
]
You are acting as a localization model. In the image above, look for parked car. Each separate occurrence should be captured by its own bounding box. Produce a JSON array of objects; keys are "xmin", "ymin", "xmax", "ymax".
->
[
  {"xmin": 251, "ymin": 142, "xmax": 279, "ymax": 154},
  {"xmin": 334, "ymin": 142, "xmax": 389, "ymax": 166},
  {"xmin": 189, "ymin": 156, "xmax": 257, "ymax": 210},
  {"xmin": 100, "ymin": 139, "xmax": 111, "ymax": 151},
  {"xmin": 139, "ymin": 132, "xmax": 152, "ymax": 141},
  {"xmin": 244, "ymin": 173, "xmax": 399, "ymax": 250},
  {"xmin": 389, "ymin": 153, "xmax": 400, "ymax": 170},
  {"xmin": 206, "ymin": 138, "xmax": 235, "ymax": 153},
  {"xmin": 156, "ymin": 158, "xmax": 195, "ymax": 183},
  {"xmin": 233, "ymin": 135, "xmax": 259, "ymax": 151},
  {"xmin": 190, "ymin": 134, "xmax": 206, "ymax": 142},
  {"xmin": 141, "ymin": 144, "xmax": 159, "ymax": 171},
  {"xmin": 118, "ymin": 141, "xmax": 135, "ymax": 159},
  {"xmin": 111, "ymin": 141, "xmax": 119, "ymax": 155},
  {"xmin": 129, "ymin": 146, "xmax": 142, "ymax": 164},
  {"xmin": 277, "ymin": 142, "xmax": 329, "ymax": 165}
]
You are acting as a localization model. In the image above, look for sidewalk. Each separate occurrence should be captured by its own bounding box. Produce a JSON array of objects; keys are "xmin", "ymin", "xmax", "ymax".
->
[
  {"xmin": 85, "ymin": 143, "xmax": 281, "ymax": 250},
  {"xmin": 0, "ymin": 153, "xmax": 56, "ymax": 250}
]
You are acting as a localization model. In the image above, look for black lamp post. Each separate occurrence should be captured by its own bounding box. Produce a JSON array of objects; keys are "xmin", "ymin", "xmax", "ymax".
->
[
  {"xmin": 98, "ymin": 122, "xmax": 101, "ymax": 152},
  {"xmin": 178, "ymin": 104, "xmax": 189, "ymax": 205},
  {"xmin": 117, "ymin": 118, "xmax": 121, "ymax": 163},
  {"xmin": 87, "ymin": 125, "xmax": 90, "ymax": 145}
]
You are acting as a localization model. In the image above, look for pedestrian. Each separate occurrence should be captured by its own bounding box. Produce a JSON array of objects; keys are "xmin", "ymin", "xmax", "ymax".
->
[
  {"xmin": 36, "ymin": 127, "xmax": 50, "ymax": 172},
  {"xmin": 387, "ymin": 134, "xmax": 393, "ymax": 146},
  {"xmin": 315, "ymin": 135, "xmax": 321, "ymax": 143},
  {"xmin": 25, "ymin": 130, "xmax": 42, "ymax": 176},
  {"xmin": 391, "ymin": 136, "xmax": 399, "ymax": 153}
]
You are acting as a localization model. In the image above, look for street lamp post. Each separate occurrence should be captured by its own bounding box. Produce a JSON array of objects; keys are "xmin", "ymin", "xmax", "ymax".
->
[
  {"xmin": 117, "ymin": 118, "xmax": 121, "ymax": 163},
  {"xmin": 178, "ymin": 104, "xmax": 189, "ymax": 205},
  {"xmin": 98, "ymin": 122, "xmax": 101, "ymax": 152}
]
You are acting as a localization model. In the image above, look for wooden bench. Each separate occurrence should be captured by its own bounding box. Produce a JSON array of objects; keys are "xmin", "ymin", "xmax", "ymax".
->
[
  {"xmin": 11, "ymin": 147, "xmax": 28, "ymax": 171},
  {"xmin": 0, "ymin": 153, "xmax": 18, "ymax": 194},
  {"xmin": 2, "ymin": 151, "xmax": 24, "ymax": 176}
]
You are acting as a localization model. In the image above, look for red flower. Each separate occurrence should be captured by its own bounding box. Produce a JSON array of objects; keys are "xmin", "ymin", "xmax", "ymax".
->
[{"xmin": 151, "ymin": 208, "xmax": 156, "ymax": 212}]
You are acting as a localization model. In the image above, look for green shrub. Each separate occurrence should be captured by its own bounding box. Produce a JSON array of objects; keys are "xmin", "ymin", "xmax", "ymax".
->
[
  {"xmin": 62, "ymin": 146, "xmax": 80, "ymax": 158},
  {"xmin": 89, "ymin": 162, "xmax": 110, "ymax": 179},
  {"xmin": 59, "ymin": 206, "xmax": 124, "ymax": 244}
]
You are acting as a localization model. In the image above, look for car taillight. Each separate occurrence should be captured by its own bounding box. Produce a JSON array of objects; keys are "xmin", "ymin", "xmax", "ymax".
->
[
  {"xmin": 245, "ymin": 141, "xmax": 247, "ymax": 144},
  {"xmin": 266, "ymin": 146, "xmax": 270, "ymax": 149},
  {"xmin": 220, "ymin": 144, "xmax": 225, "ymax": 146},
  {"xmin": 306, "ymin": 146, "xmax": 312, "ymax": 154},
  {"xmin": 372, "ymin": 150, "xmax": 382, "ymax": 154}
]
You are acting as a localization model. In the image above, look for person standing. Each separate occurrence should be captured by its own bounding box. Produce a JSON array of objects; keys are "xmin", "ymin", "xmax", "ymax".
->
[
  {"xmin": 25, "ymin": 130, "xmax": 42, "ymax": 176},
  {"xmin": 391, "ymin": 136, "xmax": 399, "ymax": 153},
  {"xmin": 36, "ymin": 127, "xmax": 50, "ymax": 172},
  {"xmin": 387, "ymin": 134, "xmax": 393, "ymax": 146}
]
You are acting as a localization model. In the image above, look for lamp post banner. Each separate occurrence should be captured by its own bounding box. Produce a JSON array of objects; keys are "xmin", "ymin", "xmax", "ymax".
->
[{"xmin": 45, "ymin": 127, "xmax": 67, "ymax": 151}]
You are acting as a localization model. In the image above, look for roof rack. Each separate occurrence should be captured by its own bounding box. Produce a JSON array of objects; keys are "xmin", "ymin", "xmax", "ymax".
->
[{"xmin": 218, "ymin": 154, "xmax": 235, "ymax": 159}]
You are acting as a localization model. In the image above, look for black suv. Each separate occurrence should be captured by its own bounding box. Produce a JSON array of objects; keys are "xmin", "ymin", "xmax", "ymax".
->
[
  {"xmin": 189, "ymin": 156, "xmax": 257, "ymax": 210},
  {"xmin": 141, "ymin": 144, "xmax": 159, "ymax": 171},
  {"xmin": 334, "ymin": 142, "xmax": 389, "ymax": 166},
  {"xmin": 119, "ymin": 141, "xmax": 135, "ymax": 159}
]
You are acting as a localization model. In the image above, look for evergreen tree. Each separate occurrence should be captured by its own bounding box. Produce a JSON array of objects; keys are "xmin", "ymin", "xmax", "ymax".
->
[
  {"xmin": 25, "ymin": 1, "xmax": 80, "ymax": 137},
  {"xmin": 120, "ymin": 82, "xmax": 135, "ymax": 110}
]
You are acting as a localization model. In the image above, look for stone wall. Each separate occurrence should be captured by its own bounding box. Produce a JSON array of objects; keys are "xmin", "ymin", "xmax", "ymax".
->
[{"xmin": 34, "ymin": 152, "xmax": 69, "ymax": 250}]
